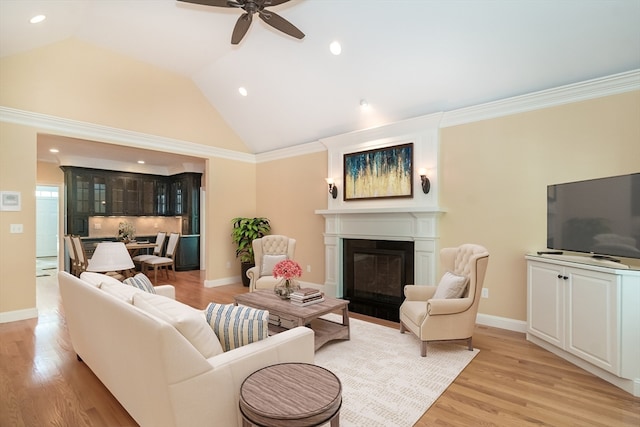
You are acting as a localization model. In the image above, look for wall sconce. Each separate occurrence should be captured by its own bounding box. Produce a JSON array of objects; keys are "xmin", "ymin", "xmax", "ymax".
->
[
  {"xmin": 325, "ymin": 178, "xmax": 338, "ymax": 199},
  {"xmin": 418, "ymin": 168, "xmax": 431, "ymax": 194}
]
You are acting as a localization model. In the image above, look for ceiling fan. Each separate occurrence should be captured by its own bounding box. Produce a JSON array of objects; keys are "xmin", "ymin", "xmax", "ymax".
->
[{"xmin": 178, "ymin": 0, "xmax": 305, "ymax": 45}]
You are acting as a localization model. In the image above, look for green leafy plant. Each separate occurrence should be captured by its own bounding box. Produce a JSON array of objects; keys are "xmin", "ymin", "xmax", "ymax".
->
[{"xmin": 231, "ymin": 217, "xmax": 271, "ymax": 264}]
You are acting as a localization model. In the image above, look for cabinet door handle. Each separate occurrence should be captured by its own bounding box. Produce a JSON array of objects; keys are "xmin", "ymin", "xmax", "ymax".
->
[
  {"xmin": 557, "ymin": 274, "xmax": 569, "ymax": 280},
  {"xmin": 557, "ymin": 274, "xmax": 563, "ymax": 279}
]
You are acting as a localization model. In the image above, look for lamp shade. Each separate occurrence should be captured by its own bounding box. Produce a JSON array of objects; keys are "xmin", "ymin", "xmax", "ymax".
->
[{"xmin": 87, "ymin": 242, "xmax": 134, "ymax": 272}]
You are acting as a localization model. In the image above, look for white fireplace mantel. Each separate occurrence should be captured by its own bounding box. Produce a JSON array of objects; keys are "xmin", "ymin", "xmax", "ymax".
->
[{"xmin": 316, "ymin": 209, "xmax": 445, "ymax": 297}]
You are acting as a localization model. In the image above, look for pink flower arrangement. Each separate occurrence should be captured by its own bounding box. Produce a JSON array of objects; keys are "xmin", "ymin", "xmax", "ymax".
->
[{"xmin": 272, "ymin": 259, "xmax": 303, "ymax": 281}]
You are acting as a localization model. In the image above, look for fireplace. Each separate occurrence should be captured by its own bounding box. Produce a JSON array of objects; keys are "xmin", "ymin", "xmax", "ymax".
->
[{"xmin": 344, "ymin": 239, "xmax": 414, "ymax": 322}]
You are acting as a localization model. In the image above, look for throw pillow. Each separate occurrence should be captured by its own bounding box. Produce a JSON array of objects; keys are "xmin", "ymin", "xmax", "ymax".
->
[
  {"xmin": 133, "ymin": 292, "xmax": 223, "ymax": 358},
  {"xmin": 205, "ymin": 303, "xmax": 269, "ymax": 351},
  {"xmin": 80, "ymin": 271, "xmax": 123, "ymax": 288},
  {"xmin": 432, "ymin": 271, "xmax": 469, "ymax": 299},
  {"xmin": 100, "ymin": 280, "xmax": 142, "ymax": 304},
  {"xmin": 123, "ymin": 273, "xmax": 156, "ymax": 294},
  {"xmin": 260, "ymin": 254, "xmax": 288, "ymax": 277}
]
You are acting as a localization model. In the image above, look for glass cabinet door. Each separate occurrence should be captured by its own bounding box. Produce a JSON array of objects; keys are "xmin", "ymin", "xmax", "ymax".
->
[
  {"xmin": 109, "ymin": 177, "xmax": 125, "ymax": 215},
  {"xmin": 92, "ymin": 175, "xmax": 107, "ymax": 215}
]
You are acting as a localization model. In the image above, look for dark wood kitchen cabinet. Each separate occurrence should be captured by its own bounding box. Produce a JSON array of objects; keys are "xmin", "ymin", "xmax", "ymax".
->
[{"xmin": 62, "ymin": 167, "xmax": 202, "ymax": 237}]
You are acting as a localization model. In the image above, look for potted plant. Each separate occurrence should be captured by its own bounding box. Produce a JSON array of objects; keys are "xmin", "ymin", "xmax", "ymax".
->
[{"xmin": 231, "ymin": 217, "xmax": 271, "ymax": 286}]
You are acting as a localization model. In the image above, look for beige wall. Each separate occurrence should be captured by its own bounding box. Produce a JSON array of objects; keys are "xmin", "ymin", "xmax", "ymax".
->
[
  {"xmin": 204, "ymin": 157, "xmax": 257, "ymax": 277},
  {"xmin": 255, "ymin": 152, "xmax": 328, "ymax": 284},
  {"xmin": 0, "ymin": 123, "xmax": 37, "ymax": 315},
  {"xmin": 439, "ymin": 90, "xmax": 640, "ymax": 321},
  {"xmin": 0, "ymin": 38, "xmax": 247, "ymax": 153},
  {"xmin": 37, "ymin": 161, "xmax": 64, "ymax": 185}
]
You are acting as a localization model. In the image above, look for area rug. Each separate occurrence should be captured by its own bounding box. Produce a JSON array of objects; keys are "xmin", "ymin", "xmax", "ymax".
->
[{"xmin": 314, "ymin": 314, "xmax": 479, "ymax": 427}]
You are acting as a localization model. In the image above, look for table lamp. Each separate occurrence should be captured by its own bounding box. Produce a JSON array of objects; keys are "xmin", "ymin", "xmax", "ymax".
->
[{"xmin": 87, "ymin": 242, "xmax": 135, "ymax": 274}]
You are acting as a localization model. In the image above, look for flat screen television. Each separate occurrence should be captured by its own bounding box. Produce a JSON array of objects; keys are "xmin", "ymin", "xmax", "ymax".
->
[{"xmin": 547, "ymin": 173, "xmax": 640, "ymax": 260}]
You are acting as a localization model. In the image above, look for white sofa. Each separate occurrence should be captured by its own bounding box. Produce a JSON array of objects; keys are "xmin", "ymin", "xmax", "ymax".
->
[{"xmin": 58, "ymin": 271, "xmax": 315, "ymax": 427}]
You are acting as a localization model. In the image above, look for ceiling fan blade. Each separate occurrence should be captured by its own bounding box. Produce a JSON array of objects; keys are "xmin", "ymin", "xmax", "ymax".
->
[
  {"xmin": 258, "ymin": 10, "xmax": 304, "ymax": 39},
  {"xmin": 264, "ymin": 0, "xmax": 291, "ymax": 6},
  {"xmin": 231, "ymin": 13, "xmax": 253, "ymax": 44},
  {"xmin": 177, "ymin": 0, "xmax": 241, "ymax": 7}
]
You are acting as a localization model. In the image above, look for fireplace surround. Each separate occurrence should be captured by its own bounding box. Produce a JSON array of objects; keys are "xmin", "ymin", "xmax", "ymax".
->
[{"xmin": 316, "ymin": 209, "xmax": 443, "ymax": 318}]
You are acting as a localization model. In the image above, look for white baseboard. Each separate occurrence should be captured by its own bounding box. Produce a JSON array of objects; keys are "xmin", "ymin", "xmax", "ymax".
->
[
  {"xmin": 476, "ymin": 313, "xmax": 527, "ymax": 333},
  {"xmin": 0, "ymin": 307, "xmax": 38, "ymax": 324},
  {"xmin": 204, "ymin": 275, "xmax": 241, "ymax": 288}
]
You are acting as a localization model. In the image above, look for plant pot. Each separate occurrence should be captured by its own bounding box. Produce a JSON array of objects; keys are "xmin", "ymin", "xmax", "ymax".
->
[{"xmin": 241, "ymin": 262, "xmax": 254, "ymax": 287}]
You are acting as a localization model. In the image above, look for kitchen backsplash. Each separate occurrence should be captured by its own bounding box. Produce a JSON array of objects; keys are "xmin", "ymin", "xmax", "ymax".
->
[{"xmin": 88, "ymin": 216, "xmax": 182, "ymax": 239}]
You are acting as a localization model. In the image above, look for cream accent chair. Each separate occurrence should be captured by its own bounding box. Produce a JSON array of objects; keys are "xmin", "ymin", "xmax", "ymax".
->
[
  {"xmin": 399, "ymin": 244, "xmax": 489, "ymax": 357},
  {"xmin": 247, "ymin": 235, "xmax": 296, "ymax": 292}
]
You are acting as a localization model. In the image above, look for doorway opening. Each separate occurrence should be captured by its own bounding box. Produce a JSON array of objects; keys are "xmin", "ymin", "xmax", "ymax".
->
[{"xmin": 36, "ymin": 185, "xmax": 59, "ymax": 277}]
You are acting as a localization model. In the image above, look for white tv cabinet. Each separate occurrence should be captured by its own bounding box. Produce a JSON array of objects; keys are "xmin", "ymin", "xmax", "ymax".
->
[{"xmin": 525, "ymin": 254, "xmax": 640, "ymax": 397}]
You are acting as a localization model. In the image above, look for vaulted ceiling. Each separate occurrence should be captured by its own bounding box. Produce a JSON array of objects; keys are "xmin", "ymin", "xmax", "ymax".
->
[{"xmin": 2, "ymin": 0, "xmax": 639, "ymax": 159}]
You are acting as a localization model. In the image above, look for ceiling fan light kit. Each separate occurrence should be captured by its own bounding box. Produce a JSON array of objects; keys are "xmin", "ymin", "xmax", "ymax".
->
[{"xmin": 179, "ymin": 0, "xmax": 305, "ymax": 45}]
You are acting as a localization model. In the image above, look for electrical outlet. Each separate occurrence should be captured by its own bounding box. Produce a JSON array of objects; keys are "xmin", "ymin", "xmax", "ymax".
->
[
  {"xmin": 226, "ymin": 261, "xmax": 231, "ymax": 269},
  {"xmin": 481, "ymin": 288, "xmax": 489, "ymax": 298},
  {"xmin": 94, "ymin": 223, "xmax": 102, "ymax": 230},
  {"xmin": 307, "ymin": 265, "xmax": 312, "ymax": 273},
  {"xmin": 9, "ymin": 224, "xmax": 23, "ymax": 233}
]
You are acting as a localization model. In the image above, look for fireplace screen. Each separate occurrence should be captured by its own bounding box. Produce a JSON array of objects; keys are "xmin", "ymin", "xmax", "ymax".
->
[
  {"xmin": 353, "ymin": 250, "xmax": 404, "ymax": 302},
  {"xmin": 343, "ymin": 239, "xmax": 414, "ymax": 321}
]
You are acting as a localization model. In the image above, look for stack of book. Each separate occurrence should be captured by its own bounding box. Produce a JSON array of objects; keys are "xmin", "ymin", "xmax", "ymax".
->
[{"xmin": 290, "ymin": 288, "xmax": 324, "ymax": 307}]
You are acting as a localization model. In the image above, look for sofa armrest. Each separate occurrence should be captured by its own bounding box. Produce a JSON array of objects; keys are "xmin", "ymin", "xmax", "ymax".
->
[
  {"xmin": 153, "ymin": 285, "xmax": 175, "ymax": 300},
  {"xmin": 427, "ymin": 297, "xmax": 472, "ymax": 315},
  {"xmin": 404, "ymin": 285, "xmax": 437, "ymax": 301}
]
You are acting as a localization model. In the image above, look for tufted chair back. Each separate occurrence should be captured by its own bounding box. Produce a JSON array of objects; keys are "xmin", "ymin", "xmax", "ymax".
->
[
  {"xmin": 441, "ymin": 243, "xmax": 489, "ymax": 301},
  {"xmin": 247, "ymin": 235, "xmax": 296, "ymax": 292}
]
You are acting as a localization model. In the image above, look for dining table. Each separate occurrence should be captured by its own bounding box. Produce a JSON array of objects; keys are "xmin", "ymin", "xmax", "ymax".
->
[{"xmin": 125, "ymin": 242, "xmax": 157, "ymax": 257}]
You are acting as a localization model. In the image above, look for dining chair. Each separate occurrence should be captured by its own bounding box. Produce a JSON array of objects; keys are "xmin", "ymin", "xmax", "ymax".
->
[
  {"xmin": 71, "ymin": 235, "xmax": 89, "ymax": 276},
  {"xmin": 132, "ymin": 231, "xmax": 167, "ymax": 269},
  {"xmin": 142, "ymin": 233, "xmax": 180, "ymax": 283},
  {"xmin": 64, "ymin": 234, "xmax": 79, "ymax": 276}
]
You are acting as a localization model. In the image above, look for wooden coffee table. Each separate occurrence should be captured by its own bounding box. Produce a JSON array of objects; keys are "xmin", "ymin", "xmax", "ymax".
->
[
  {"xmin": 239, "ymin": 362, "xmax": 342, "ymax": 427},
  {"xmin": 234, "ymin": 290, "xmax": 350, "ymax": 351}
]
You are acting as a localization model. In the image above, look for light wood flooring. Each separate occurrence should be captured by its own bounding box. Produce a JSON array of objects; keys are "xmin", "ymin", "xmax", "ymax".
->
[{"xmin": 1, "ymin": 269, "xmax": 638, "ymax": 426}]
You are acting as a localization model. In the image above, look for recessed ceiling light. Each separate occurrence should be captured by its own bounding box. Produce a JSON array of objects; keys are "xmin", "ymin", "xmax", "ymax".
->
[
  {"xmin": 30, "ymin": 15, "xmax": 46, "ymax": 24},
  {"xmin": 329, "ymin": 41, "xmax": 342, "ymax": 55},
  {"xmin": 137, "ymin": 160, "xmax": 145, "ymax": 164},
  {"xmin": 238, "ymin": 87, "xmax": 248, "ymax": 97},
  {"xmin": 49, "ymin": 148, "xmax": 59, "ymax": 153},
  {"xmin": 360, "ymin": 99, "xmax": 370, "ymax": 109}
]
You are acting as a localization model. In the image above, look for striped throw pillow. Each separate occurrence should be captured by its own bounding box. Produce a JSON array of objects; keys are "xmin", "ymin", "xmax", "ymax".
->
[
  {"xmin": 205, "ymin": 303, "xmax": 269, "ymax": 352},
  {"xmin": 123, "ymin": 273, "xmax": 156, "ymax": 294}
]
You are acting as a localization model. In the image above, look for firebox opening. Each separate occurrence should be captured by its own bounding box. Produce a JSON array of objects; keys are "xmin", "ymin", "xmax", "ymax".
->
[{"xmin": 344, "ymin": 239, "xmax": 414, "ymax": 322}]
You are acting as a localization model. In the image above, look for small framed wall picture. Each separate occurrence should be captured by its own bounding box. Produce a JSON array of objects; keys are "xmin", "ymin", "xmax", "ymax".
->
[{"xmin": 0, "ymin": 191, "xmax": 21, "ymax": 211}]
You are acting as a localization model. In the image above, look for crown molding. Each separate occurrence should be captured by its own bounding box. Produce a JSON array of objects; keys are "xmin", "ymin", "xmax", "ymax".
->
[
  {"xmin": 440, "ymin": 69, "xmax": 640, "ymax": 128},
  {"xmin": 1, "ymin": 70, "xmax": 638, "ymax": 162},
  {"xmin": 0, "ymin": 106, "xmax": 256, "ymax": 163},
  {"xmin": 255, "ymin": 141, "xmax": 327, "ymax": 163}
]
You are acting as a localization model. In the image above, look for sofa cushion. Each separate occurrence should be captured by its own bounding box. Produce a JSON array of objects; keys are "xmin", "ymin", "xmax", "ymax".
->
[
  {"xmin": 205, "ymin": 303, "xmax": 269, "ymax": 351},
  {"xmin": 432, "ymin": 271, "xmax": 469, "ymax": 299},
  {"xmin": 133, "ymin": 292, "xmax": 223, "ymax": 358},
  {"xmin": 123, "ymin": 273, "xmax": 156, "ymax": 294},
  {"xmin": 260, "ymin": 254, "xmax": 288, "ymax": 277},
  {"xmin": 100, "ymin": 280, "xmax": 143, "ymax": 303},
  {"xmin": 80, "ymin": 271, "xmax": 123, "ymax": 288}
]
